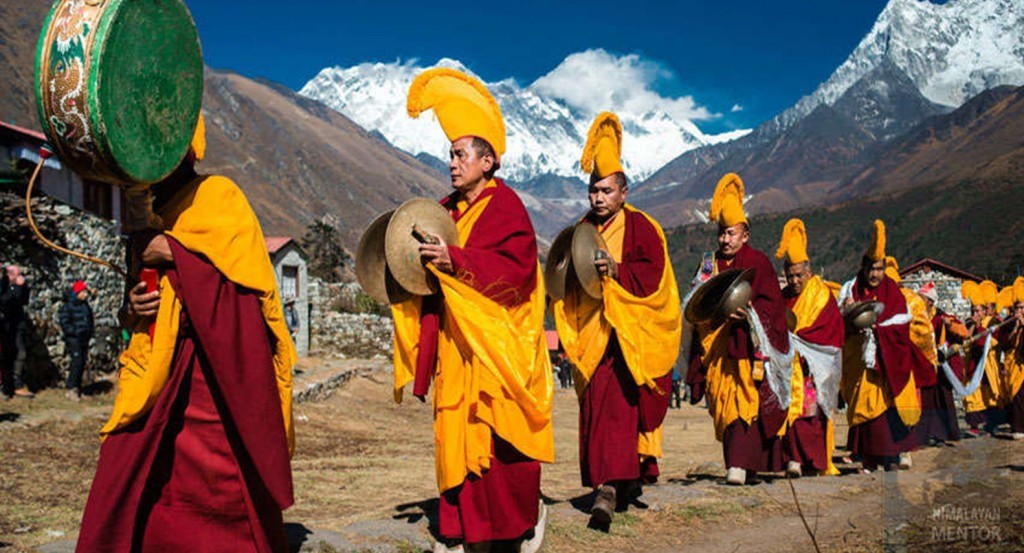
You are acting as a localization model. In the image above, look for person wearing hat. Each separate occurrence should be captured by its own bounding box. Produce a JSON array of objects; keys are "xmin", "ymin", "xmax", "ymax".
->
[
  {"xmin": 775, "ymin": 219, "xmax": 844, "ymax": 477},
  {"xmin": 77, "ymin": 115, "xmax": 297, "ymax": 553},
  {"xmin": 960, "ymin": 280, "xmax": 1006, "ymax": 436},
  {"xmin": 918, "ymin": 282, "xmax": 967, "ymax": 444},
  {"xmin": 685, "ymin": 173, "xmax": 793, "ymax": 486},
  {"xmin": 59, "ymin": 280, "xmax": 94, "ymax": 401},
  {"xmin": 551, "ymin": 112, "xmax": 681, "ymax": 525},
  {"xmin": 837, "ymin": 221, "xmax": 924, "ymax": 472},
  {"xmin": 999, "ymin": 277, "xmax": 1024, "ymax": 439},
  {"xmin": 395, "ymin": 68, "xmax": 553, "ymax": 553},
  {"xmin": 884, "ymin": 257, "xmax": 938, "ymax": 467}
]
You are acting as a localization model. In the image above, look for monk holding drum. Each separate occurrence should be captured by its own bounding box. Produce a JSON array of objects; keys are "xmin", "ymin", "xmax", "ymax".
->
[{"xmin": 35, "ymin": 1, "xmax": 296, "ymax": 551}]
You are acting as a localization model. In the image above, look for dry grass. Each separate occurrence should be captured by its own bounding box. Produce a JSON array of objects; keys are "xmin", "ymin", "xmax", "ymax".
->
[{"xmin": 2, "ymin": 367, "xmax": 1023, "ymax": 553}]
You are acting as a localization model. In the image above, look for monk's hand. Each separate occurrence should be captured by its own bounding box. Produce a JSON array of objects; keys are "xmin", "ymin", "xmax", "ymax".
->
[
  {"xmin": 134, "ymin": 231, "xmax": 174, "ymax": 267},
  {"xmin": 729, "ymin": 305, "xmax": 749, "ymax": 321},
  {"xmin": 593, "ymin": 251, "xmax": 618, "ymax": 279},
  {"xmin": 128, "ymin": 281, "xmax": 161, "ymax": 318},
  {"xmin": 419, "ymin": 238, "xmax": 453, "ymax": 274},
  {"xmin": 842, "ymin": 296, "xmax": 855, "ymax": 308}
]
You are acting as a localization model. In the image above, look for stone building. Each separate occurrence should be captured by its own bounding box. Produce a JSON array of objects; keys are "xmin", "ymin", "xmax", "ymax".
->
[
  {"xmin": 1, "ymin": 121, "xmax": 124, "ymax": 226},
  {"xmin": 266, "ymin": 237, "xmax": 310, "ymax": 356},
  {"xmin": 899, "ymin": 258, "xmax": 981, "ymax": 320}
]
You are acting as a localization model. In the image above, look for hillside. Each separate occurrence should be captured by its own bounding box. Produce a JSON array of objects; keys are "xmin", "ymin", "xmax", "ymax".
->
[{"xmin": 0, "ymin": 0, "xmax": 449, "ymax": 251}]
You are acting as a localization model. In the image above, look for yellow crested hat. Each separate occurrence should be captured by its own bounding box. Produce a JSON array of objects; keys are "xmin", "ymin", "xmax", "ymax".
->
[
  {"xmin": 775, "ymin": 218, "xmax": 809, "ymax": 265},
  {"xmin": 580, "ymin": 112, "xmax": 623, "ymax": 180},
  {"xmin": 865, "ymin": 220, "xmax": 886, "ymax": 261},
  {"xmin": 710, "ymin": 173, "xmax": 746, "ymax": 227},
  {"xmin": 190, "ymin": 113, "xmax": 206, "ymax": 162},
  {"xmin": 998, "ymin": 286, "xmax": 1014, "ymax": 313},
  {"xmin": 1015, "ymin": 276, "xmax": 1024, "ymax": 305},
  {"xmin": 884, "ymin": 256, "xmax": 901, "ymax": 284},
  {"xmin": 961, "ymin": 281, "xmax": 982, "ymax": 307},
  {"xmin": 407, "ymin": 67, "xmax": 505, "ymax": 160},
  {"xmin": 979, "ymin": 280, "xmax": 998, "ymax": 306}
]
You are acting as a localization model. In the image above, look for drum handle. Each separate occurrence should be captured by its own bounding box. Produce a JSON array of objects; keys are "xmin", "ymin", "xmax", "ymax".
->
[{"xmin": 23, "ymin": 148, "xmax": 128, "ymax": 279}]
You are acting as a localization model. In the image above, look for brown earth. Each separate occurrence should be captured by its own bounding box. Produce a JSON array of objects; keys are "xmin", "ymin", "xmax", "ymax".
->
[{"xmin": 1, "ymin": 361, "xmax": 1023, "ymax": 552}]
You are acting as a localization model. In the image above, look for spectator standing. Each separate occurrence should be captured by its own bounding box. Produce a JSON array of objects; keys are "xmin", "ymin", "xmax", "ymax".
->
[
  {"xmin": 60, "ymin": 280, "xmax": 94, "ymax": 401},
  {"xmin": 0, "ymin": 264, "xmax": 32, "ymax": 399},
  {"xmin": 284, "ymin": 298, "xmax": 300, "ymax": 344}
]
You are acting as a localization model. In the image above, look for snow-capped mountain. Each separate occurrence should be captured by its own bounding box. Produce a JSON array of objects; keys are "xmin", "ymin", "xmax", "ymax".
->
[
  {"xmin": 768, "ymin": 0, "xmax": 1024, "ymax": 134},
  {"xmin": 634, "ymin": 0, "xmax": 1024, "ymax": 228},
  {"xmin": 299, "ymin": 57, "xmax": 747, "ymax": 184}
]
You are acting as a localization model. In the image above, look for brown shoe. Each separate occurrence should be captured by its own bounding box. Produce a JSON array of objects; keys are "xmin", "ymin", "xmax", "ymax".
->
[
  {"xmin": 13, "ymin": 388, "xmax": 34, "ymax": 399},
  {"xmin": 591, "ymin": 484, "xmax": 615, "ymax": 524}
]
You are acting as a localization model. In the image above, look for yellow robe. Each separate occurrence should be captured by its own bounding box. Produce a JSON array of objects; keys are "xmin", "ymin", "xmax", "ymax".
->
[
  {"xmin": 1002, "ymin": 329, "xmax": 1024, "ymax": 404},
  {"xmin": 391, "ymin": 191, "xmax": 554, "ymax": 493},
  {"xmin": 964, "ymin": 316, "xmax": 1003, "ymax": 413},
  {"xmin": 101, "ymin": 176, "xmax": 297, "ymax": 455},
  {"xmin": 786, "ymin": 276, "xmax": 840, "ymax": 475},
  {"xmin": 903, "ymin": 288, "xmax": 938, "ymax": 368},
  {"xmin": 840, "ymin": 320, "xmax": 920, "ymax": 430},
  {"xmin": 552, "ymin": 205, "xmax": 682, "ymax": 458}
]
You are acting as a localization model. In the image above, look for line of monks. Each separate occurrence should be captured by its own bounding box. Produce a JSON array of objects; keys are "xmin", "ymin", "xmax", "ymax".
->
[{"xmin": 70, "ymin": 67, "xmax": 1024, "ymax": 553}]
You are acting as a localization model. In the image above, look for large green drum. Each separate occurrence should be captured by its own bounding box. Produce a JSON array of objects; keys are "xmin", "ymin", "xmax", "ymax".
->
[{"xmin": 35, "ymin": 0, "xmax": 203, "ymax": 186}]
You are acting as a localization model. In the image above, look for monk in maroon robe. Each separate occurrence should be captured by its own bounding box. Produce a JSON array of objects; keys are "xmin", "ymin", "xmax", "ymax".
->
[
  {"xmin": 840, "ymin": 257, "xmax": 928, "ymax": 471},
  {"xmin": 781, "ymin": 276, "xmax": 844, "ymax": 475},
  {"xmin": 413, "ymin": 176, "xmax": 543, "ymax": 547},
  {"xmin": 576, "ymin": 204, "xmax": 673, "ymax": 520},
  {"xmin": 687, "ymin": 237, "xmax": 792, "ymax": 483},
  {"xmin": 918, "ymin": 289, "xmax": 967, "ymax": 444},
  {"xmin": 76, "ymin": 158, "xmax": 294, "ymax": 552}
]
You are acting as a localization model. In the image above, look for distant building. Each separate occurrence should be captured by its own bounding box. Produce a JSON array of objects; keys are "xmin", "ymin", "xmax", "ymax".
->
[
  {"xmin": 266, "ymin": 236, "xmax": 309, "ymax": 356},
  {"xmin": 0, "ymin": 121, "xmax": 124, "ymax": 226},
  {"xmin": 899, "ymin": 258, "xmax": 981, "ymax": 320}
]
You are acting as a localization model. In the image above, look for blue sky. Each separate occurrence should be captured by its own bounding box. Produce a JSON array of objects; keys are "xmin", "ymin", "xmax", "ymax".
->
[{"xmin": 188, "ymin": 0, "xmax": 893, "ymax": 133}]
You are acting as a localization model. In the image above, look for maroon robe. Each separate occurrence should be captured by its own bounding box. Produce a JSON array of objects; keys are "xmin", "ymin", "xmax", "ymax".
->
[
  {"xmin": 77, "ymin": 240, "xmax": 292, "ymax": 553},
  {"xmin": 1000, "ymin": 325, "xmax": 1024, "ymax": 433},
  {"xmin": 917, "ymin": 310, "xmax": 964, "ymax": 443},
  {"xmin": 411, "ymin": 180, "xmax": 543, "ymax": 544},
  {"xmin": 783, "ymin": 285, "xmax": 844, "ymax": 472},
  {"xmin": 688, "ymin": 244, "xmax": 791, "ymax": 472},
  {"xmin": 578, "ymin": 208, "xmax": 672, "ymax": 489},
  {"xmin": 845, "ymin": 275, "xmax": 924, "ymax": 461}
]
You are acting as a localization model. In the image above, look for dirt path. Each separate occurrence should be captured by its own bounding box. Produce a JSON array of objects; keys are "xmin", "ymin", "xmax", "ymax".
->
[{"xmin": 3, "ymin": 361, "xmax": 1022, "ymax": 552}]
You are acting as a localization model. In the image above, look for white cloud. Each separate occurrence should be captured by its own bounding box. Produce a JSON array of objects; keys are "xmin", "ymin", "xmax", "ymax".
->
[
  {"xmin": 731, "ymin": 104, "xmax": 744, "ymax": 113},
  {"xmin": 530, "ymin": 49, "xmax": 717, "ymax": 122}
]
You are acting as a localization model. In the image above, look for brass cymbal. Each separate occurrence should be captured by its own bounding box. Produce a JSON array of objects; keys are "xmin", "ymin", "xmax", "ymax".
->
[
  {"xmin": 571, "ymin": 223, "xmax": 609, "ymax": 300},
  {"xmin": 384, "ymin": 198, "xmax": 460, "ymax": 296},
  {"xmin": 843, "ymin": 301, "xmax": 885, "ymax": 335},
  {"xmin": 544, "ymin": 225, "xmax": 576, "ymax": 301},
  {"xmin": 684, "ymin": 268, "xmax": 754, "ymax": 326},
  {"xmin": 356, "ymin": 210, "xmax": 414, "ymax": 304}
]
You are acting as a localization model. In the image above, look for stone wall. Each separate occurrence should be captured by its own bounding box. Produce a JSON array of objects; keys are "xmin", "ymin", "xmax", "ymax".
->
[
  {"xmin": 902, "ymin": 267, "xmax": 972, "ymax": 320},
  {"xmin": 307, "ymin": 279, "xmax": 393, "ymax": 359},
  {"xmin": 0, "ymin": 191, "xmax": 125, "ymax": 388}
]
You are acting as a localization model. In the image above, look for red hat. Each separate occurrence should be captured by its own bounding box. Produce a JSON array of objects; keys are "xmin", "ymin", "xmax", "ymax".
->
[{"xmin": 72, "ymin": 280, "xmax": 87, "ymax": 294}]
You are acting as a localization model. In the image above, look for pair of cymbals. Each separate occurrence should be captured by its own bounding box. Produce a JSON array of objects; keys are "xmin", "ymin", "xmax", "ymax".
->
[
  {"xmin": 544, "ymin": 223, "xmax": 608, "ymax": 301},
  {"xmin": 684, "ymin": 268, "xmax": 754, "ymax": 326},
  {"xmin": 355, "ymin": 198, "xmax": 459, "ymax": 304},
  {"xmin": 843, "ymin": 301, "xmax": 885, "ymax": 335}
]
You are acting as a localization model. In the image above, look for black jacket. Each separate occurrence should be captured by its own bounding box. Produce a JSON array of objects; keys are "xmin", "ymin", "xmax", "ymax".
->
[
  {"xmin": 0, "ymin": 278, "xmax": 29, "ymax": 335},
  {"xmin": 60, "ymin": 291, "xmax": 94, "ymax": 342}
]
